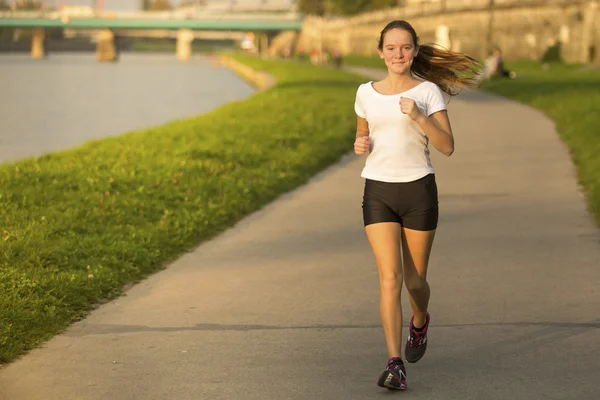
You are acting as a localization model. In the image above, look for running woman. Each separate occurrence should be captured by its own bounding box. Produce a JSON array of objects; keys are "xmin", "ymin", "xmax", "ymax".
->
[{"xmin": 353, "ymin": 20, "xmax": 481, "ymax": 391}]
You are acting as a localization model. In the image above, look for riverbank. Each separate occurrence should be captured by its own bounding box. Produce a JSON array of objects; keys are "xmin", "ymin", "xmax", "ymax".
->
[
  {"xmin": 0, "ymin": 54, "xmax": 364, "ymax": 364},
  {"xmin": 0, "ymin": 37, "xmax": 235, "ymax": 54}
]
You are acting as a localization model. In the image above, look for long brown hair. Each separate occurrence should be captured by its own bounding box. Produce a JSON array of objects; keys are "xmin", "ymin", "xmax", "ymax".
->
[{"xmin": 378, "ymin": 20, "xmax": 482, "ymax": 96}]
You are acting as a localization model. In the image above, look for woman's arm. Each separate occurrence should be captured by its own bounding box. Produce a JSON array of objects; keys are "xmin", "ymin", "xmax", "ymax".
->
[
  {"xmin": 400, "ymin": 97, "xmax": 454, "ymax": 156},
  {"xmin": 354, "ymin": 116, "xmax": 370, "ymax": 155},
  {"xmin": 415, "ymin": 110, "xmax": 454, "ymax": 156},
  {"xmin": 356, "ymin": 116, "xmax": 369, "ymax": 138}
]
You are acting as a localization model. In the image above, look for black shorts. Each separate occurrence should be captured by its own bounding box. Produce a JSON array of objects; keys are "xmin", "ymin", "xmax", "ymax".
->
[{"xmin": 362, "ymin": 174, "xmax": 439, "ymax": 231}]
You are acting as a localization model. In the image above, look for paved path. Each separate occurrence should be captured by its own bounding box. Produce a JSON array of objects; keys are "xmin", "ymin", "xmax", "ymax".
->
[{"xmin": 1, "ymin": 67, "xmax": 599, "ymax": 400}]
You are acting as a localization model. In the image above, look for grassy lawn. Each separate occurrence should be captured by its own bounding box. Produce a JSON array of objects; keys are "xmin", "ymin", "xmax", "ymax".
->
[
  {"xmin": 342, "ymin": 54, "xmax": 600, "ymax": 225},
  {"xmin": 343, "ymin": 54, "xmax": 385, "ymax": 69},
  {"xmin": 0, "ymin": 55, "xmax": 364, "ymax": 364},
  {"xmin": 480, "ymin": 61, "xmax": 600, "ymax": 226}
]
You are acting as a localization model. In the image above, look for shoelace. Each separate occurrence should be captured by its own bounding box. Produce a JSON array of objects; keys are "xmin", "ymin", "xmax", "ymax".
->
[{"xmin": 407, "ymin": 329, "xmax": 426, "ymax": 348}]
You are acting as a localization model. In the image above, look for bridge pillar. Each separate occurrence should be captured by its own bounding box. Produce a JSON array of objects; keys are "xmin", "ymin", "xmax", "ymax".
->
[
  {"xmin": 96, "ymin": 29, "xmax": 117, "ymax": 62},
  {"xmin": 31, "ymin": 28, "xmax": 46, "ymax": 59},
  {"xmin": 254, "ymin": 32, "xmax": 269, "ymax": 57},
  {"xmin": 261, "ymin": 34, "xmax": 270, "ymax": 57},
  {"xmin": 177, "ymin": 29, "xmax": 194, "ymax": 62}
]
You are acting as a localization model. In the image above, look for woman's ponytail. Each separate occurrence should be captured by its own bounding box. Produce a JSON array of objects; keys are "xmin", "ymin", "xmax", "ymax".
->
[{"xmin": 412, "ymin": 44, "xmax": 482, "ymax": 95}]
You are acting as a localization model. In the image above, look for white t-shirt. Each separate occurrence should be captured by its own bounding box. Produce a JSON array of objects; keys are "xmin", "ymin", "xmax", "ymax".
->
[{"xmin": 354, "ymin": 80, "xmax": 447, "ymax": 183}]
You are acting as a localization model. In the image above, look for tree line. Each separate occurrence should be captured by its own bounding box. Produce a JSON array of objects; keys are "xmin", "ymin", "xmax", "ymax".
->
[
  {"xmin": 144, "ymin": 0, "xmax": 400, "ymax": 14},
  {"xmin": 0, "ymin": 0, "xmax": 401, "ymax": 15},
  {"xmin": 142, "ymin": 1, "xmax": 207, "ymax": 11},
  {"xmin": 297, "ymin": 0, "xmax": 401, "ymax": 16},
  {"xmin": 0, "ymin": 0, "xmax": 43, "ymax": 10}
]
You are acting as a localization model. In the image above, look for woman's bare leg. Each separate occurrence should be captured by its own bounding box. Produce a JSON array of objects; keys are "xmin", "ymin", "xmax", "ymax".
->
[
  {"xmin": 365, "ymin": 222, "xmax": 403, "ymax": 357},
  {"xmin": 401, "ymin": 227, "xmax": 436, "ymax": 328}
]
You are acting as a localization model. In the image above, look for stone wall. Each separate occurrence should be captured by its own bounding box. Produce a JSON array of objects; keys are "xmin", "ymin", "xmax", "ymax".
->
[{"xmin": 286, "ymin": 0, "xmax": 599, "ymax": 64}]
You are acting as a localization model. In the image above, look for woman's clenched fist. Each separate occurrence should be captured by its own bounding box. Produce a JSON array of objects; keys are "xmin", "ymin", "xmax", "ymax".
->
[
  {"xmin": 400, "ymin": 96, "xmax": 422, "ymax": 121},
  {"xmin": 354, "ymin": 136, "xmax": 370, "ymax": 155}
]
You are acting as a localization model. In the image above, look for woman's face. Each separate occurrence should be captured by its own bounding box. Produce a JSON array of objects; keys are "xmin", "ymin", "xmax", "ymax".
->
[{"xmin": 379, "ymin": 28, "xmax": 418, "ymax": 75}]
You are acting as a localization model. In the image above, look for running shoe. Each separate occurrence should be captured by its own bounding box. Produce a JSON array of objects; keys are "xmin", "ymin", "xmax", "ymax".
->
[
  {"xmin": 377, "ymin": 357, "xmax": 407, "ymax": 391},
  {"xmin": 405, "ymin": 312, "xmax": 430, "ymax": 363}
]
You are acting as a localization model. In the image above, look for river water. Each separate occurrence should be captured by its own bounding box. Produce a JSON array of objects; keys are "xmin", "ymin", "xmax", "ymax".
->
[{"xmin": 0, "ymin": 52, "xmax": 255, "ymax": 165}]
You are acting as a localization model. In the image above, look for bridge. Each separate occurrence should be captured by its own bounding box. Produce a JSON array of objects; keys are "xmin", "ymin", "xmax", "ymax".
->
[{"xmin": 0, "ymin": 10, "xmax": 304, "ymax": 61}]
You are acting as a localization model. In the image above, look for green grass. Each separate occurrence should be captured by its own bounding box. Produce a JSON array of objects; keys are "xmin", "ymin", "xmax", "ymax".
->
[
  {"xmin": 343, "ymin": 54, "xmax": 384, "ymax": 69},
  {"xmin": 481, "ymin": 61, "xmax": 600, "ymax": 225},
  {"xmin": 0, "ymin": 55, "xmax": 364, "ymax": 364},
  {"xmin": 342, "ymin": 54, "xmax": 600, "ymax": 225}
]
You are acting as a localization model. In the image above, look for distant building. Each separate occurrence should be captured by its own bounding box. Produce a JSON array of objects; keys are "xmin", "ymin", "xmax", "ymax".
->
[{"xmin": 59, "ymin": 5, "xmax": 96, "ymax": 17}]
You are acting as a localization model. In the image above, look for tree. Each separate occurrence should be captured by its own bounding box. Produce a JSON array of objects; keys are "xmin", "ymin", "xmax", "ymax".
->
[
  {"xmin": 0, "ymin": 0, "xmax": 10, "ymax": 11},
  {"xmin": 297, "ymin": 0, "xmax": 326, "ymax": 16},
  {"xmin": 149, "ymin": 0, "xmax": 173, "ymax": 11},
  {"xmin": 333, "ymin": 0, "xmax": 397, "ymax": 15},
  {"xmin": 298, "ymin": 0, "xmax": 398, "ymax": 16},
  {"xmin": 371, "ymin": 0, "xmax": 398, "ymax": 10},
  {"xmin": 178, "ymin": 0, "xmax": 206, "ymax": 7},
  {"xmin": 14, "ymin": 0, "xmax": 43, "ymax": 10},
  {"xmin": 332, "ymin": 0, "xmax": 369, "ymax": 16}
]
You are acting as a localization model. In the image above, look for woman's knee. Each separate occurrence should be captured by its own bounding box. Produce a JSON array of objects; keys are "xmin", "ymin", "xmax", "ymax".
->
[{"xmin": 379, "ymin": 272, "xmax": 403, "ymax": 293}]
